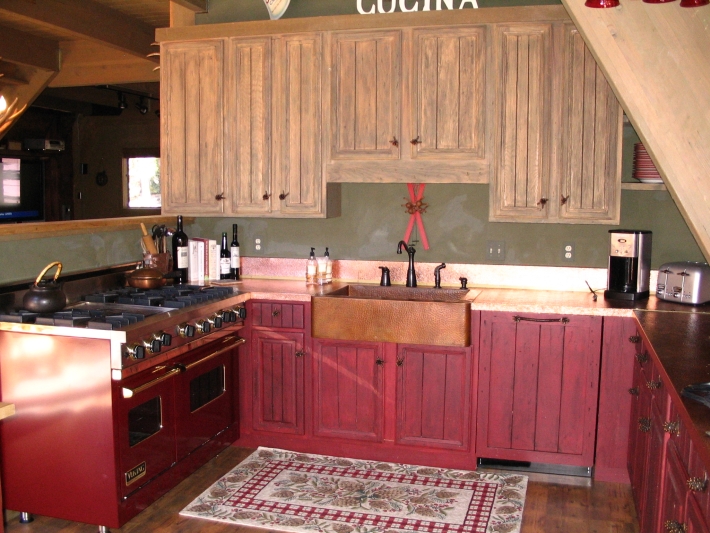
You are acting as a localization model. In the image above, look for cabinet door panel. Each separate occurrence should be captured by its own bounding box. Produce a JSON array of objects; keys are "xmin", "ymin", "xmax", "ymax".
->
[
  {"xmin": 252, "ymin": 329, "xmax": 304, "ymax": 434},
  {"xmin": 477, "ymin": 312, "xmax": 601, "ymax": 466},
  {"xmin": 273, "ymin": 34, "xmax": 324, "ymax": 216},
  {"xmin": 330, "ymin": 30, "xmax": 400, "ymax": 160},
  {"xmin": 558, "ymin": 26, "xmax": 621, "ymax": 223},
  {"xmin": 162, "ymin": 40, "xmax": 224, "ymax": 214},
  {"xmin": 396, "ymin": 344, "xmax": 471, "ymax": 450},
  {"xmin": 491, "ymin": 24, "xmax": 551, "ymax": 221},
  {"xmin": 226, "ymin": 37, "xmax": 272, "ymax": 215},
  {"xmin": 412, "ymin": 27, "xmax": 486, "ymax": 159},
  {"xmin": 312, "ymin": 339, "xmax": 384, "ymax": 442}
]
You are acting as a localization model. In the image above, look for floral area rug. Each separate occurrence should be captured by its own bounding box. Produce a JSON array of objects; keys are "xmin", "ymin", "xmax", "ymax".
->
[{"xmin": 181, "ymin": 447, "xmax": 527, "ymax": 533}]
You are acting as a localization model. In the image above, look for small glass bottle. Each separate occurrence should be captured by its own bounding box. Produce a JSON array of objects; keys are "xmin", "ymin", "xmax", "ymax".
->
[
  {"xmin": 324, "ymin": 247, "xmax": 332, "ymax": 284},
  {"xmin": 306, "ymin": 248, "xmax": 317, "ymax": 285}
]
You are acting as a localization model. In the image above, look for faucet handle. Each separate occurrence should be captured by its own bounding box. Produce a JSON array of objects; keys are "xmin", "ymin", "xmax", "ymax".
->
[
  {"xmin": 459, "ymin": 277, "xmax": 468, "ymax": 289},
  {"xmin": 379, "ymin": 266, "xmax": 391, "ymax": 287}
]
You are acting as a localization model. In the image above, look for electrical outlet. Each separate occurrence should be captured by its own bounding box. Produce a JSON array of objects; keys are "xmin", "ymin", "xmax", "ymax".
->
[
  {"xmin": 255, "ymin": 238, "xmax": 262, "ymax": 251},
  {"xmin": 563, "ymin": 242, "xmax": 575, "ymax": 262},
  {"xmin": 486, "ymin": 240, "xmax": 505, "ymax": 262}
]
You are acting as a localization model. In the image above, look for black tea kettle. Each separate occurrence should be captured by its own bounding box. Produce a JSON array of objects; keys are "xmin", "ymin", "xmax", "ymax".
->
[{"xmin": 23, "ymin": 261, "xmax": 67, "ymax": 313}]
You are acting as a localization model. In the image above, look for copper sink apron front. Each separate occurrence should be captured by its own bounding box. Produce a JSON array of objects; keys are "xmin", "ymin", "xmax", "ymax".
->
[{"xmin": 312, "ymin": 295, "xmax": 471, "ymax": 347}]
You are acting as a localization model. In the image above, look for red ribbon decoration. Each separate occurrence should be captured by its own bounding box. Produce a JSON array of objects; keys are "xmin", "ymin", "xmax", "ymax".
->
[{"xmin": 403, "ymin": 183, "xmax": 429, "ymax": 250}]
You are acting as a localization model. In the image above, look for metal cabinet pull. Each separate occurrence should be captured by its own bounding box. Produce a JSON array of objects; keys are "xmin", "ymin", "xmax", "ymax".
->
[
  {"xmin": 295, "ymin": 350, "xmax": 305, "ymax": 358},
  {"xmin": 279, "ymin": 191, "xmax": 289, "ymax": 200},
  {"xmin": 410, "ymin": 136, "xmax": 422, "ymax": 145},
  {"xmin": 375, "ymin": 359, "xmax": 385, "ymax": 366},
  {"xmin": 663, "ymin": 421, "xmax": 680, "ymax": 436},
  {"xmin": 636, "ymin": 352, "xmax": 649, "ymax": 364},
  {"xmin": 262, "ymin": 191, "xmax": 271, "ymax": 201},
  {"xmin": 560, "ymin": 195, "xmax": 569, "ymax": 205},
  {"xmin": 122, "ymin": 367, "xmax": 182, "ymax": 399},
  {"xmin": 396, "ymin": 358, "xmax": 404, "ymax": 367},
  {"xmin": 687, "ymin": 476, "xmax": 708, "ymax": 492},
  {"xmin": 215, "ymin": 192, "xmax": 225, "ymax": 201},
  {"xmin": 647, "ymin": 380, "xmax": 662, "ymax": 390},
  {"xmin": 629, "ymin": 387, "xmax": 639, "ymax": 396},
  {"xmin": 513, "ymin": 315, "xmax": 569, "ymax": 324},
  {"xmin": 272, "ymin": 309, "xmax": 280, "ymax": 317},
  {"xmin": 537, "ymin": 197, "xmax": 548, "ymax": 208},
  {"xmin": 629, "ymin": 335, "xmax": 641, "ymax": 344},
  {"xmin": 184, "ymin": 337, "xmax": 245, "ymax": 371},
  {"xmin": 390, "ymin": 136, "xmax": 399, "ymax": 147},
  {"xmin": 664, "ymin": 520, "xmax": 687, "ymax": 533},
  {"xmin": 638, "ymin": 417, "xmax": 651, "ymax": 433}
]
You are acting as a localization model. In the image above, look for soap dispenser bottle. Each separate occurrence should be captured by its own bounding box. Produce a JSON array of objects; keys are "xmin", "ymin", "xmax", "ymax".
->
[{"xmin": 306, "ymin": 248, "xmax": 318, "ymax": 285}]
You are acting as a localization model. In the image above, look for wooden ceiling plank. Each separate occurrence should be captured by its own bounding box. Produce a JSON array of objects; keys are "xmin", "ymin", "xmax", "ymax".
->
[
  {"xmin": 170, "ymin": 2, "xmax": 196, "ymax": 27},
  {"xmin": 50, "ymin": 61, "xmax": 160, "ymax": 87},
  {"xmin": 0, "ymin": 25, "xmax": 59, "ymax": 71},
  {"xmin": 0, "ymin": 0, "xmax": 159, "ymax": 63},
  {"xmin": 562, "ymin": 0, "xmax": 710, "ymax": 262}
]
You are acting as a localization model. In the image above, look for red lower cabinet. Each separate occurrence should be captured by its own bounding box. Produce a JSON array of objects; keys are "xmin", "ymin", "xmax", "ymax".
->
[
  {"xmin": 312, "ymin": 339, "xmax": 385, "ymax": 442},
  {"xmin": 252, "ymin": 328, "xmax": 306, "ymax": 434},
  {"xmin": 396, "ymin": 344, "xmax": 472, "ymax": 450},
  {"xmin": 477, "ymin": 312, "xmax": 602, "ymax": 467}
]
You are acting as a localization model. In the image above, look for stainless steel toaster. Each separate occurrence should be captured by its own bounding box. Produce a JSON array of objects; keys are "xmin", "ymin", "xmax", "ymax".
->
[{"xmin": 656, "ymin": 261, "xmax": 710, "ymax": 304}]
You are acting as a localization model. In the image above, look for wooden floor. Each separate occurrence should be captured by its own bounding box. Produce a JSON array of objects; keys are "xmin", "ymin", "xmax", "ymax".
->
[{"xmin": 4, "ymin": 446, "xmax": 640, "ymax": 533}]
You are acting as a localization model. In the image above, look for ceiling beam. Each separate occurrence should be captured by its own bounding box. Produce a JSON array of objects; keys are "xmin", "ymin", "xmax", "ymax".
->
[
  {"xmin": 0, "ymin": 25, "xmax": 59, "ymax": 71},
  {"xmin": 170, "ymin": 0, "xmax": 208, "ymax": 12},
  {"xmin": 0, "ymin": 0, "xmax": 158, "ymax": 63}
]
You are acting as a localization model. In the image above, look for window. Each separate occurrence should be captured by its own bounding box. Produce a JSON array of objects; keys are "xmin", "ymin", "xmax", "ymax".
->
[{"xmin": 123, "ymin": 149, "xmax": 161, "ymax": 208}]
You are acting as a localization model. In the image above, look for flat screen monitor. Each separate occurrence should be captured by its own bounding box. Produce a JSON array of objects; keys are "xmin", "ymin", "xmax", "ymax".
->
[{"xmin": 0, "ymin": 158, "xmax": 45, "ymax": 223}]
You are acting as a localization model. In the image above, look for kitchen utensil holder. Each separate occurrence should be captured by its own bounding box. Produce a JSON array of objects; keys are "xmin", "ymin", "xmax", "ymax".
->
[{"xmin": 143, "ymin": 252, "xmax": 172, "ymax": 275}]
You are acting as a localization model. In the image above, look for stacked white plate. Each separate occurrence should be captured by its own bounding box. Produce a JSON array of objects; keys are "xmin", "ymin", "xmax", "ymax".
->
[{"xmin": 633, "ymin": 143, "xmax": 664, "ymax": 184}]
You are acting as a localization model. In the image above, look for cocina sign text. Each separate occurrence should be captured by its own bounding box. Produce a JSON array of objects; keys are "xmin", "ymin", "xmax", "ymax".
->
[{"xmin": 357, "ymin": 0, "xmax": 479, "ymax": 14}]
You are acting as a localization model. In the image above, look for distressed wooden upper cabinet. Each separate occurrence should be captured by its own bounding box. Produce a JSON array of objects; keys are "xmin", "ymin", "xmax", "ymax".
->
[
  {"xmin": 325, "ymin": 26, "xmax": 492, "ymax": 183},
  {"xmin": 490, "ymin": 23, "xmax": 623, "ymax": 224},
  {"xmin": 225, "ymin": 33, "xmax": 338, "ymax": 218},
  {"xmin": 161, "ymin": 40, "xmax": 225, "ymax": 215}
]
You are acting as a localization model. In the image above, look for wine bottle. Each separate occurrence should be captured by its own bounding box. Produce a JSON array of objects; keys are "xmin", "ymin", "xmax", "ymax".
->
[
  {"xmin": 172, "ymin": 215, "xmax": 188, "ymax": 284},
  {"xmin": 220, "ymin": 232, "xmax": 231, "ymax": 280},
  {"xmin": 230, "ymin": 224, "xmax": 240, "ymax": 280}
]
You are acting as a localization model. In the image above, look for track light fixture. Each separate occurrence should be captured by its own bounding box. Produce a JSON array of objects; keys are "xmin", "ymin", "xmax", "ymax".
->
[
  {"xmin": 136, "ymin": 97, "xmax": 148, "ymax": 115},
  {"xmin": 117, "ymin": 92, "xmax": 127, "ymax": 110}
]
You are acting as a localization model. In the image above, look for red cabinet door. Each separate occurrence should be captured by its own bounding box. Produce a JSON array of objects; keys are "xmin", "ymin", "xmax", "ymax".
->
[
  {"xmin": 252, "ymin": 329, "xmax": 305, "ymax": 434},
  {"xmin": 660, "ymin": 439, "xmax": 688, "ymax": 533},
  {"xmin": 628, "ymin": 353, "xmax": 653, "ymax": 520},
  {"xmin": 312, "ymin": 339, "xmax": 384, "ymax": 442},
  {"xmin": 396, "ymin": 344, "xmax": 472, "ymax": 450},
  {"xmin": 477, "ymin": 312, "xmax": 602, "ymax": 466}
]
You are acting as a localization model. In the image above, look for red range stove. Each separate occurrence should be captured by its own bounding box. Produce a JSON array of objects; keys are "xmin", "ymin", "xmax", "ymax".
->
[{"xmin": 0, "ymin": 267, "xmax": 247, "ymax": 532}]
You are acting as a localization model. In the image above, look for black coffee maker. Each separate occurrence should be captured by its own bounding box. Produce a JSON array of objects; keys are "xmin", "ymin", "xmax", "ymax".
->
[{"xmin": 604, "ymin": 230, "xmax": 652, "ymax": 301}]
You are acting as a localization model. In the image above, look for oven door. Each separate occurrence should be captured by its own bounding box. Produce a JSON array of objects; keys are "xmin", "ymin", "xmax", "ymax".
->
[
  {"xmin": 174, "ymin": 334, "xmax": 244, "ymax": 460},
  {"xmin": 116, "ymin": 364, "xmax": 179, "ymax": 499}
]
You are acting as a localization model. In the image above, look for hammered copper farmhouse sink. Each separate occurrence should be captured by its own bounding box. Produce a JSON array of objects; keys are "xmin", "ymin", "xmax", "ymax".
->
[{"xmin": 312, "ymin": 284, "xmax": 477, "ymax": 347}]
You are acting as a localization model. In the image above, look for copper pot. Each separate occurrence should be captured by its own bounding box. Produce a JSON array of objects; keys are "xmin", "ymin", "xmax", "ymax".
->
[
  {"xmin": 23, "ymin": 262, "xmax": 67, "ymax": 313},
  {"xmin": 126, "ymin": 267, "xmax": 167, "ymax": 290}
]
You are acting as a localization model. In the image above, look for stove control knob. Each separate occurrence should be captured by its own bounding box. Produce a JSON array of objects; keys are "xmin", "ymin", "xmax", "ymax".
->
[
  {"xmin": 207, "ymin": 314, "xmax": 223, "ymax": 328},
  {"xmin": 233, "ymin": 306, "xmax": 247, "ymax": 320},
  {"xmin": 143, "ymin": 338, "xmax": 162, "ymax": 354},
  {"xmin": 195, "ymin": 319, "xmax": 211, "ymax": 334},
  {"xmin": 220, "ymin": 310, "xmax": 236, "ymax": 323},
  {"xmin": 153, "ymin": 331, "xmax": 172, "ymax": 346},
  {"xmin": 177, "ymin": 323, "xmax": 195, "ymax": 338},
  {"xmin": 125, "ymin": 344, "xmax": 145, "ymax": 360}
]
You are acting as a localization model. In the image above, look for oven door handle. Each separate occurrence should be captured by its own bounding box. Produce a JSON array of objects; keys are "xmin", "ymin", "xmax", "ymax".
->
[
  {"xmin": 122, "ymin": 366, "xmax": 183, "ymax": 399},
  {"xmin": 183, "ymin": 336, "xmax": 246, "ymax": 371}
]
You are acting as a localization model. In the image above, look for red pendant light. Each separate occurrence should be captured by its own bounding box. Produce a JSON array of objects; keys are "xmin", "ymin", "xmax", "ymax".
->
[{"xmin": 680, "ymin": 0, "xmax": 709, "ymax": 6}]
